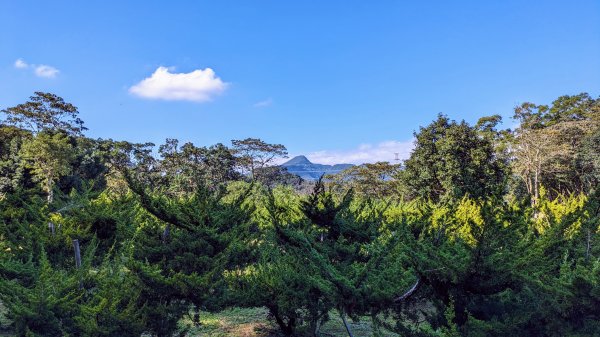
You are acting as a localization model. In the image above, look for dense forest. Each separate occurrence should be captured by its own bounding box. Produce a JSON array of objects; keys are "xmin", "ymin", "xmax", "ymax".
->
[{"xmin": 1, "ymin": 92, "xmax": 599, "ymax": 336}]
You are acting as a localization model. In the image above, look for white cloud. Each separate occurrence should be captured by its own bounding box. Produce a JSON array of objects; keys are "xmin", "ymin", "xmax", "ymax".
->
[
  {"xmin": 129, "ymin": 66, "xmax": 228, "ymax": 102},
  {"xmin": 34, "ymin": 65, "xmax": 60, "ymax": 78},
  {"xmin": 302, "ymin": 140, "xmax": 415, "ymax": 165},
  {"xmin": 13, "ymin": 59, "xmax": 60, "ymax": 78},
  {"xmin": 14, "ymin": 59, "xmax": 28, "ymax": 69},
  {"xmin": 253, "ymin": 98, "xmax": 273, "ymax": 108}
]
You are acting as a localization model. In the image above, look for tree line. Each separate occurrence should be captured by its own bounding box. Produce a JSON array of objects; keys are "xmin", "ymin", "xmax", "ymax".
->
[{"xmin": 0, "ymin": 92, "xmax": 599, "ymax": 336}]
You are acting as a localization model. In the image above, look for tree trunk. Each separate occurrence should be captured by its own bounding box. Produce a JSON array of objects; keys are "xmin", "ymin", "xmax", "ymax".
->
[
  {"xmin": 394, "ymin": 278, "xmax": 420, "ymax": 302},
  {"xmin": 47, "ymin": 178, "xmax": 54, "ymax": 204},
  {"xmin": 162, "ymin": 224, "xmax": 171, "ymax": 243},
  {"xmin": 193, "ymin": 310, "xmax": 201, "ymax": 327},
  {"xmin": 308, "ymin": 319, "xmax": 319, "ymax": 337},
  {"xmin": 73, "ymin": 239, "xmax": 83, "ymax": 289},
  {"xmin": 452, "ymin": 296, "xmax": 468, "ymax": 327},
  {"xmin": 339, "ymin": 310, "xmax": 355, "ymax": 337},
  {"xmin": 269, "ymin": 307, "xmax": 296, "ymax": 336},
  {"xmin": 308, "ymin": 307, "xmax": 323, "ymax": 337},
  {"xmin": 72, "ymin": 239, "xmax": 82, "ymax": 269},
  {"xmin": 586, "ymin": 228, "xmax": 591, "ymax": 262},
  {"xmin": 533, "ymin": 165, "xmax": 540, "ymax": 207}
]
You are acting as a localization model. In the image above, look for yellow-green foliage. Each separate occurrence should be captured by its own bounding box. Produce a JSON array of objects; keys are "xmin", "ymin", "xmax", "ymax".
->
[
  {"xmin": 384, "ymin": 199, "xmax": 428, "ymax": 224},
  {"xmin": 535, "ymin": 187, "xmax": 587, "ymax": 236},
  {"xmin": 452, "ymin": 197, "xmax": 485, "ymax": 246},
  {"xmin": 383, "ymin": 197, "xmax": 485, "ymax": 246}
]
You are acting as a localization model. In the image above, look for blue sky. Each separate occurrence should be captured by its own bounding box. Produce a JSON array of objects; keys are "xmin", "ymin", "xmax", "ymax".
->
[{"xmin": 2, "ymin": 1, "xmax": 599, "ymax": 164}]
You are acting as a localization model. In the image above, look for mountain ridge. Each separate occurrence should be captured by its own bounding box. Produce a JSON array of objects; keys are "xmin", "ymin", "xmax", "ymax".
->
[{"xmin": 281, "ymin": 155, "xmax": 353, "ymax": 180}]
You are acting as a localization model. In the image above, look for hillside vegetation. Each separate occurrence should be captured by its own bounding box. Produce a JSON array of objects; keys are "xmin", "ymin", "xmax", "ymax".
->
[{"xmin": 1, "ymin": 92, "xmax": 600, "ymax": 336}]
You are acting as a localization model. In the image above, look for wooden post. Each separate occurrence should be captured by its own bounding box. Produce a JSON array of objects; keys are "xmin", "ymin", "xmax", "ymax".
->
[{"xmin": 72, "ymin": 239, "xmax": 81, "ymax": 269}]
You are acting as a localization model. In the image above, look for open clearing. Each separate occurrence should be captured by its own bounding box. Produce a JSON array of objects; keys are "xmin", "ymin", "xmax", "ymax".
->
[{"xmin": 179, "ymin": 307, "xmax": 398, "ymax": 337}]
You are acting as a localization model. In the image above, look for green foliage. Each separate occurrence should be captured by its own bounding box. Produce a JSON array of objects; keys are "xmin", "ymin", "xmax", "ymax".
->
[
  {"xmin": 402, "ymin": 114, "xmax": 507, "ymax": 202},
  {"xmin": 1, "ymin": 92, "xmax": 86, "ymax": 136},
  {"xmin": 327, "ymin": 162, "xmax": 402, "ymax": 199},
  {"xmin": 231, "ymin": 138, "xmax": 288, "ymax": 182},
  {"xmin": 0, "ymin": 126, "xmax": 32, "ymax": 197},
  {"xmin": 123, "ymin": 169, "xmax": 259, "ymax": 334},
  {"xmin": 228, "ymin": 180, "xmax": 415, "ymax": 336},
  {"xmin": 0, "ymin": 250, "xmax": 82, "ymax": 337},
  {"xmin": 1, "ymin": 92, "xmax": 600, "ymax": 337},
  {"xmin": 20, "ymin": 131, "xmax": 75, "ymax": 203},
  {"xmin": 511, "ymin": 93, "xmax": 600, "ymax": 200},
  {"xmin": 157, "ymin": 138, "xmax": 241, "ymax": 196}
]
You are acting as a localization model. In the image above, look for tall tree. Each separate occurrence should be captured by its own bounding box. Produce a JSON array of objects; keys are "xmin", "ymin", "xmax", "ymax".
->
[
  {"xmin": 20, "ymin": 132, "xmax": 74, "ymax": 203},
  {"xmin": 1, "ymin": 92, "xmax": 86, "ymax": 136},
  {"xmin": 402, "ymin": 114, "xmax": 507, "ymax": 202},
  {"xmin": 511, "ymin": 93, "xmax": 600, "ymax": 202},
  {"xmin": 122, "ymin": 170, "xmax": 258, "ymax": 334},
  {"xmin": 327, "ymin": 161, "xmax": 402, "ymax": 199},
  {"xmin": 511, "ymin": 124, "xmax": 556, "ymax": 205},
  {"xmin": 231, "ymin": 138, "xmax": 288, "ymax": 182},
  {"xmin": 157, "ymin": 139, "xmax": 240, "ymax": 196}
]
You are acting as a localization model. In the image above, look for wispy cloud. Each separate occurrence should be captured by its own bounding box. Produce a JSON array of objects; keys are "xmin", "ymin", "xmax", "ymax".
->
[
  {"xmin": 129, "ymin": 66, "xmax": 228, "ymax": 102},
  {"xmin": 253, "ymin": 98, "xmax": 273, "ymax": 108},
  {"xmin": 14, "ymin": 59, "xmax": 28, "ymax": 69},
  {"xmin": 302, "ymin": 140, "xmax": 415, "ymax": 165},
  {"xmin": 13, "ymin": 59, "xmax": 60, "ymax": 78},
  {"xmin": 34, "ymin": 65, "xmax": 60, "ymax": 78}
]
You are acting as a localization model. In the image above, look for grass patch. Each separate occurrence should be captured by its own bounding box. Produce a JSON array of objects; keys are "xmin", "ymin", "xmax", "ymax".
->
[
  {"xmin": 0, "ymin": 302, "xmax": 401, "ymax": 337},
  {"xmin": 179, "ymin": 307, "xmax": 400, "ymax": 337},
  {"xmin": 179, "ymin": 307, "xmax": 278, "ymax": 337}
]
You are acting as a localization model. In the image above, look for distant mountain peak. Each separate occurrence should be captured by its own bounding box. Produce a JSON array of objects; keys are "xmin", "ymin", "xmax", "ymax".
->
[
  {"xmin": 280, "ymin": 155, "xmax": 354, "ymax": 180},
  {"xmin": 282, "ymin": 155, "xmax": 312, "ymax": 166}
]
